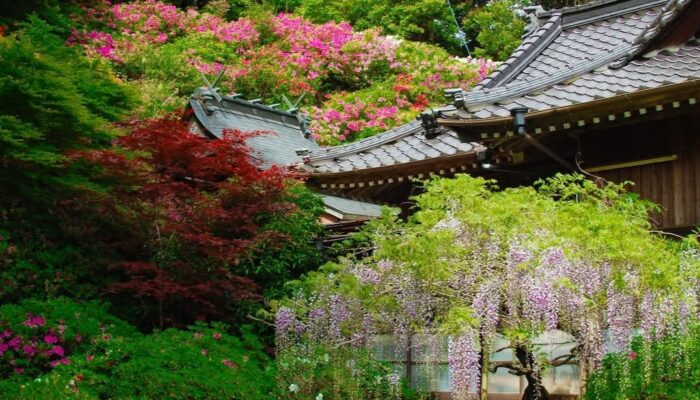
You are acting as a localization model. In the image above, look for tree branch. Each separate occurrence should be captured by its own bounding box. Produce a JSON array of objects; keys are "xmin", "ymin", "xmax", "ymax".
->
[
  {"xmin": 489, "ymin": 360, "xmax": 530, "ymax": 375},
  {"xmin": 550, "ymin": 352, "xmax": 577, "ymax": 367}
]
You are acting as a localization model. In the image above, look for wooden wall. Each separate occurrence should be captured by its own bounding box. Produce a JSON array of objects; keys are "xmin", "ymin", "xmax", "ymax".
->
[{"xmin": 582, "ymin": 111, "xmax": 700, "ymax": 230}]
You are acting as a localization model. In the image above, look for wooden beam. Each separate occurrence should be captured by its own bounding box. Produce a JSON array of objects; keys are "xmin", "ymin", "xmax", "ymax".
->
[{"xmin": 585, "ymin": 155, "xmax": 678, "ymax": 173}]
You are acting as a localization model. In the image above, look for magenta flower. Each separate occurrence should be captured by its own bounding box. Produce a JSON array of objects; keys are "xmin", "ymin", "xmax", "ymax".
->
[
  {"xmin": 44, "ymin": 334, "xmax": 58, "ymax": 344},
  {"xmin": 22, "ymin": 344, "xmax": 37, "ymax": 356},
  {"xmin": 212, "ymin": 333, "xmax": 222, "ymax": 340},
  {"xmin": 8, "ymin": 337, "xmax": 21, "ymax": 350},
  {"xmin": 221, "ymin": 359, "xmax": 237, "ymax": 368},
  {"xmin": 24, "ymin": 314, "xmax": 46, "ymax": 328},
  {"xmin": 629, "ymin": 351, "xmax": 637, "ymax": 360},
  {"xmin": 52, "ymin": 345, "xmax": 65, "ymax": 357}
]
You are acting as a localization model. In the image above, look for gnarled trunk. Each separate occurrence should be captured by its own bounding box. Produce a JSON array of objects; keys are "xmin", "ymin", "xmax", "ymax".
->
[{"xmin": 514, "ymin": 345, "xmax": 550, "ymax": 400}]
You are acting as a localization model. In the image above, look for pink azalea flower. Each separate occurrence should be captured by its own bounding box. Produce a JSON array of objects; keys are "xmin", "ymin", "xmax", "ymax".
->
[
  {"xmin": 52, "ymin": 345, "xmax": 65, "ymax": 357},
  {"xmin": 44, "ymin": 334, "xmax": 58, "ymax": 344},
  {"xmin": 8, "ymin": 337, "xmax": 21, "ymax": 350},
  {"xmin": 24, "ymin": 314, "xmax": 46, "ymax": 328},
  {"xmin": 22, "ymin": 344, "xmax": 37, "ymax": 356}
]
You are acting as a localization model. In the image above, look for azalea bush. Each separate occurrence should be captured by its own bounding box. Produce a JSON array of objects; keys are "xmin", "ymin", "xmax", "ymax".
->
[
  {"xmin": 0, "ymin": 323, "xmax": 277, "ymax": 400},
  {"xmin": 67, "ymin": 0, "xmax": 495, "ymax": 144},
  {"xmin": 309, "ymin": 42, "xmax": 494, "ymax": 144},
  {"xmin": 275, "ymin": 174, "xmax": 700, "ymax": 399},
  {"xmin": 0, "ymin": 298, "xmax": 137, "ymax": 381}
]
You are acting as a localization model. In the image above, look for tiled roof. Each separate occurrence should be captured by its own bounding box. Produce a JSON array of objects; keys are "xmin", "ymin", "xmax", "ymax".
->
[
  {"xmin": 440, "ymin": 0, "xmax": 699, "ymax": 121},
  {"xmin": 321, "ymin": 195, "xmax": 385, "ymax": 219},
  {"xmin": 189, "ymin": 88, "xmax": 318, "ymax": 169},
  {"xmin": 307, "ymin": 0, "xmax": 700, "ymax": 176},
  {"xmin": 305, "ymin": 120, "xmax": 476, "ymax": 174},
  {"xmin": 191, "ymin": 0, "xmax": 698, "ymax": 178}
]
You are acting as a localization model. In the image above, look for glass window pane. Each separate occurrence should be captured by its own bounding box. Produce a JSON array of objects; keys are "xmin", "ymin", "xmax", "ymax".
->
[
  {"xmin": 412, "ymin": 334, "xmax": 448, "ymax": 363},
  {"xmin": 412, "ymin": 364, "xmax": 451, "ymax": 392},
  {"xmin": 542, "ymin": 364, "xmax": 580, "ymax": 395},
  {"xmin": 487, "ymin": 369, "xmax": 521, "ymax": 393},
  {"xmin": 370, "ymin": 334, "xmax": 407, "ymax": 362}
]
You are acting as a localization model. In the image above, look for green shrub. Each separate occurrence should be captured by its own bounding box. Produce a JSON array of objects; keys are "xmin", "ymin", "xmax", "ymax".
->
[
  {"xmin": 463, "ymin": 0, "xmax": 526, "ymax": 61},
  {"xmin": 0, "ymin": 298, "xmax": 138, "ymax": 381},
  {"xmin": 585, "ymin": 323, "xmax": 700, "ymax": 400},
  {"xmin": 276, "ymin": 343, "xmax": 418, "ymax": 400},
  {"xmin": 1, "ymin": 323, "xmax": 277, "ymax": 399}
]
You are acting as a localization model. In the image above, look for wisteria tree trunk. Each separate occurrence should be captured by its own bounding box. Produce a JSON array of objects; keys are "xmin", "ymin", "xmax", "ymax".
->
[
  {"xmin": 514, "ymin": 345, "xmax": 550, "ymax": 400},
  {"xmin": 490, "ymin": 342, "xmax": 563, "ymax": 400}
]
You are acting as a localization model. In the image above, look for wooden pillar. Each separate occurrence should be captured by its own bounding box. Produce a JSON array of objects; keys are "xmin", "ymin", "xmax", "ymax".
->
[
  {"xmin": 481, "ymin": 347, "xmax": 489, "ymax": 400},
  {"xmin": 481, "ymin": 336, "xmax": 490, "ymax": 400}
]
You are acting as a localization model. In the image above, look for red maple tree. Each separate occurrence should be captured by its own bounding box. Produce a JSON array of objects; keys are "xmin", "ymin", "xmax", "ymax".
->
[{"xmin": 83, "ymin": 115, "xmax": 300, "ymax": 328}]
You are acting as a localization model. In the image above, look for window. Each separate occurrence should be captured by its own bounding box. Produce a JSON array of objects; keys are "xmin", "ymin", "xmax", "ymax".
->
[{"xmin": 370, "ymin": 330, "xmax": 580, "ymax": 398}]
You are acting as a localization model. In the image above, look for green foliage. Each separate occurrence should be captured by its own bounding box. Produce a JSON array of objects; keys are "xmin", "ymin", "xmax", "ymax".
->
[
  {"xmin": 463, "ymin": 0, "xmax": 526, "ymax": 60},
  {"xmin": 0, "ymin": 371, "xmax": 99, "ymax": 400},
  {"xmin": 0, "ymin": 17, "xmax": 136, "ymax": 224},
  {"xmin": 405, "ymin": 173, "xmax": 683, "ymax": 286},
  {"xmin": 117, "ymin": 32, "xmax": 241, "ymax": 117},
  {"xmin": 0, "ymin": 298, "xmax": 138, "ymax": 382},
  {"xmin": 242, "ymin": 184, "xmax": 325, "ymax": 296},
  {"xmin": 586, "ymin": 322, "xmax": 700, "ymax": 400},
  {"xmin": 0, "ymin": 0, "xmax": 80, "ymax": 30},
  {"xmin": 277, "ymin": 174, "xmax": 698, "ymax": 397},
  {"xmin": 0, "ymin": 298, "xmax": 138, "ymax": 342},
  {"xmin": 297, "ymin": 0, "xmax": 465, "ymax": 54},
  {"xmin": 94, "ymin": 324, "xmax": 276, "ymax": 399},
  {"xmin": 0, "ymin": 322, "xmax": 278, "ymax": 400},
  {"xmin": 276, "ymin": 343, "xmax": 417, "ymax": 400}
]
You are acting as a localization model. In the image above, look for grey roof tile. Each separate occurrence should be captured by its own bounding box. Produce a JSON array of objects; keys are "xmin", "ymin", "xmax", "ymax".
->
[
  {"xmin": 190, "ymin": 91, "xmax": 318, "ymax": 169},
  {"xmin": 321, "ymin": 195, "xmax": 384, "ymax": 218}
]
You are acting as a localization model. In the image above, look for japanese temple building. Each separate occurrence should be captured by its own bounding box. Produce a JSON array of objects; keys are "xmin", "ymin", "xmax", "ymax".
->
[{"xmin": 187, "ymin": 0, "xmax": 700, "ymax": 396}]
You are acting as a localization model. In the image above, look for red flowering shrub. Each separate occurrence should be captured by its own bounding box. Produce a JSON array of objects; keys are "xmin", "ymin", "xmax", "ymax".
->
[{"xmin": 83, "ymin": 115, "xmax": 307, "ymax": 328}]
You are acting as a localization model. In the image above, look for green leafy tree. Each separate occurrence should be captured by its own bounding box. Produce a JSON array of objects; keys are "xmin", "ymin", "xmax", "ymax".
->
[
  {"xmin": 296, "ymin": 0, "xmax": 468, "ymax": 54},
  {"xmin": 0, "ymin": 17, "xmax": 135, "ymax": 215},
  {"xmin": 0, "ymin": 18, "xmax": 136, "ymax": 303},
  {"xmin": 463, "ymin": 0, "xmax": 526, "ymax": 60}
]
